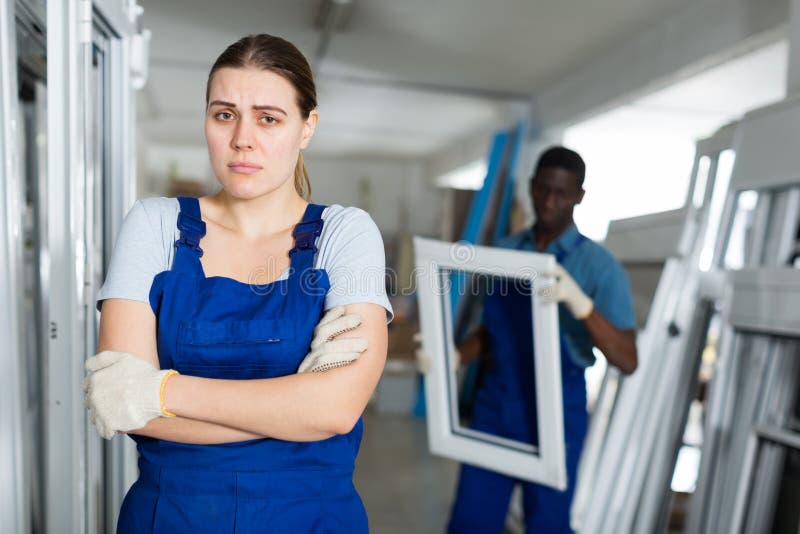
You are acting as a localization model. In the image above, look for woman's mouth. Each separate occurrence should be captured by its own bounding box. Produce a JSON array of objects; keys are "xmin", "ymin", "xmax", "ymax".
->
[{"xmin": 228, "ymin": 161, "xmax": 263, "ymax": 175}]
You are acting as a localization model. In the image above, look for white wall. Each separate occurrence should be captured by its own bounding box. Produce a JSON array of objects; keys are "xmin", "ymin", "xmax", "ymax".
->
[
  {"xmin": 424, "ymin": 129, "xmax": 496, "ymax": 186},
  {"xmin": 136, "ymin": 143, "xmax": 440, "ymax": 238},
  {"xmin": 139, "ymin": 142, "xmax": 214, "ymax": 198},
  {"xmin": 305, "ymin": 155, "xmax": 440, "ymax": 238}
]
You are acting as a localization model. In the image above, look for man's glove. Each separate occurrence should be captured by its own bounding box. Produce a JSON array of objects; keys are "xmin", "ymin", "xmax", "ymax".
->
[
  {"xmin": 539, "ymin": 263, "xmax": 594, "ymax": 320},
  {"xmin": 83, "ymin": 350, "xmax": 178, "ymax": 439},
  {"xmin": 298, "ymin": 306, "xmax": 368, "ymax": 373}
]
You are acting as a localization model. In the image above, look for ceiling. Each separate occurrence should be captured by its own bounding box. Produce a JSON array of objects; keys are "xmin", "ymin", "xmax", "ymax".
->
[
  {"xmin": 139, "ymin": 0, "xmax": 694, "ymax": 157},
  {"xmin": 570, "ymin": 41, "xmax": 789, "ymax": 142}
]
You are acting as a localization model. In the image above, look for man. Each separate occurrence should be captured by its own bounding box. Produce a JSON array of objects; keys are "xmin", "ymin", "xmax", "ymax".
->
[{"xmin": 447, "ymin": 146, "xmax": 638, "ymax": 533}]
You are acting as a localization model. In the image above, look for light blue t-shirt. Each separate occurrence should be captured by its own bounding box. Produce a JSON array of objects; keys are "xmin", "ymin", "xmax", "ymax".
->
[
  {"xmin": 496, "ymin": 224, "xmax": 635, "ymax": 368},
  {"xmin": 96, "ymin": 197, "xmax": 393, "ymax": 322}
]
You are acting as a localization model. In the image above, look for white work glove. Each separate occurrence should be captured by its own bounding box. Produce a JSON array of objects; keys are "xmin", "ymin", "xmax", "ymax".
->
[
  {"xmin": 413, "ymin": 332, "xmax": 461, "ymax": 374},
  {"xmin": 298, "ymin": 306, "xmax": 369, "ymax": 373},
  {"xmin": 83, "ymin": 350, "xmax": 177, "ymax": 440},
  {"xmin": 539, "ymin": 263, "xmax": 594, "ymax": 320}
]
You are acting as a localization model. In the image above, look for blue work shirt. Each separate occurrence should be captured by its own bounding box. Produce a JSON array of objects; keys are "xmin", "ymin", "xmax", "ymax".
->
[{"xmin": 495, "ymin": 224, "xmax": 636, "ymax": 369}]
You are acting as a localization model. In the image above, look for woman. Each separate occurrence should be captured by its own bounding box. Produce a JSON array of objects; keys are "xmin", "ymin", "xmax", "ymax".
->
[{"xmin": 84, "ymin": 34, "xmax": 392, "ymax": 532}]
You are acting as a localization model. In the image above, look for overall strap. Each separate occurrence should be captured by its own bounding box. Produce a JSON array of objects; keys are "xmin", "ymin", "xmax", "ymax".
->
[
  {"xmin": 288, "ymin": 204, "xmax": 326, "ymax": 274},
  {"xmin": 173, "ymin": 197, "xmax": 207, "ymax": 276}
]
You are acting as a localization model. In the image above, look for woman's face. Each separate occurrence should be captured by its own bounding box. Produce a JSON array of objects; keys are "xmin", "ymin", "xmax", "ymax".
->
[{"xmin": 205, "ymin": 67, "xmax": 317, "ymax": 199}]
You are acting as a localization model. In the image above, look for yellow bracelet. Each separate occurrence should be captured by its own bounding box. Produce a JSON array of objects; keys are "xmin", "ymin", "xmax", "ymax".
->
[{"xmin": 160, "ymin": 370, "xmax": 179, "ymax": 417}]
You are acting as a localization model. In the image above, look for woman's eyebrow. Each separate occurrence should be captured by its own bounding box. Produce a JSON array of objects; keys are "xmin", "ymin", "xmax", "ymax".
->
[
  {"xmin": 208, "ymin": 99, "xmax": 236, "ymax": 108},
  {"xmin": 253, "ymin": 104, "xmax": 287, "ymax": 116},
  {"xmin": 208, "ymin": 100, "xmax": 287, "ymax": 116}
]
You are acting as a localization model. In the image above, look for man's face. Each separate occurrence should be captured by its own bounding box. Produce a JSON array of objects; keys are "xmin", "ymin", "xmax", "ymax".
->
[{"xmin": 530, "ymin": 167, "xmax": 585, "ymax": 231}]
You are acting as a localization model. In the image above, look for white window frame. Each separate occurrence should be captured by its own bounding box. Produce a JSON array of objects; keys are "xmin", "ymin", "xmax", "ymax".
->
[{"xmin": 413, "ymin": 237, "xmax": 567, "ymax": 490}]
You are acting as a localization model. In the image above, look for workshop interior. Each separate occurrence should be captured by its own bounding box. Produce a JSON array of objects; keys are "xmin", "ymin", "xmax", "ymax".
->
[{"xmin": 1, "ymin": 0, "xmax": 800, "ymax": 532}]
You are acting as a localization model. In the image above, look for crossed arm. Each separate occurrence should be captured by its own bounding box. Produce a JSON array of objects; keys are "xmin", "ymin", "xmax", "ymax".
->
[{"xmin": 96, "ymin": 298, "xmax": 388, "ymax": 444}]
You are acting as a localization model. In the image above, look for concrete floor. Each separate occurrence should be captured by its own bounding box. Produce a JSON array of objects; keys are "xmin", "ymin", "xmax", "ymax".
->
[
  {"xmin": 354, "ymin": 408, "xmax": 460, "ymax": 534},
  {"xmin": 351, "ymin": 402, "xmax": 699, "ymax": 534}
]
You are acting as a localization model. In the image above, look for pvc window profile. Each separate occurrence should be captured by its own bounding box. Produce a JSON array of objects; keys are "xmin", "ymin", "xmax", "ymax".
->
[{"xmin": 414, "ymin": 237, "xmax": 567, "ymax": 489}]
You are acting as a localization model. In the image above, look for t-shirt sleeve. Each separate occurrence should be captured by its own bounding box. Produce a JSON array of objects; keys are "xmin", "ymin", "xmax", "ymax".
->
[
  {"xmin": 592, "ymin": 259, "xmax": 636, "ymax": 330},
  {"xmin": 95, "ymin": 199, "xmax": 167, "ymax": 312},
  {"xmin": 319, "ymin": 207, "xmax": 394, "ymax": 323}
]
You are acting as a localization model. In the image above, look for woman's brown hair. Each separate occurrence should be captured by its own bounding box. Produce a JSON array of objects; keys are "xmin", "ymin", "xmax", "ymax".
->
[{"xmin": 206, "ymin": 34, "xmax": 316, "ymax": 200}]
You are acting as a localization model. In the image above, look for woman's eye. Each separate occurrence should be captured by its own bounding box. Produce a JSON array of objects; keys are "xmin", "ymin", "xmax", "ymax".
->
[
  {"xmin": 215, "ymin": 111, "xmax": 235, "ymax": 120},
  {"xmin": 260, "ymin": 115, "xmax": 277, "ymax": 125}
]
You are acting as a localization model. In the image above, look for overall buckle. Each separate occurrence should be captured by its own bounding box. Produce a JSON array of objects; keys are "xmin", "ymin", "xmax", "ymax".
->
[
  {"xmin": 175, "ymin": 237, "xmax": 204, "ymax": 257},
  {"xmin": 290, "ymin": 219, "xmax": 322, "ymax": 255}
]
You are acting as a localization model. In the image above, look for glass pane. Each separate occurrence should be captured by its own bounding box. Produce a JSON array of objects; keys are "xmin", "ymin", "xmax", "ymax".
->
[
  {"xmin": 692, "ymin": 156, "xmax": 711, "ymax": 208},
  {"xmin": 723, "ymin": 190, "xmax": 759, "ymax": 270},
  {"xmin": 17, "ymin": 19, "xmax": 47, "ymax": 533},
  {"xmin": 444, "ymin": 270, "xmax": 540, "ymax": 455},
  {"xmin": 699, "ymin": 149, "xmax": 736, "ymax": 271}
]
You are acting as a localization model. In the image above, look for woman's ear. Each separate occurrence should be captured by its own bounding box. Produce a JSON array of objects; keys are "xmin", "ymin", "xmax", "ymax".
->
[{"xmin": 299, "ymin": 110, "xmax": 318, "ymax": 149}]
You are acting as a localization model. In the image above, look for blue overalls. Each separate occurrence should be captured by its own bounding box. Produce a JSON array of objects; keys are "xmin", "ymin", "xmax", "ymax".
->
[
  {"xmin": 116, "ymin": 197, "xmax": 368, "ymax": 533},
  {"xmin": 448, "ymin": 230, "xmax": 590, "ymax": 534}
]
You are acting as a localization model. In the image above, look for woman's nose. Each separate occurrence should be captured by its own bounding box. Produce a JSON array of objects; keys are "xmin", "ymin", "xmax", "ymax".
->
[{"xmin": 231, "ymin": 121, "xmax": 254, "ymax": 151}]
